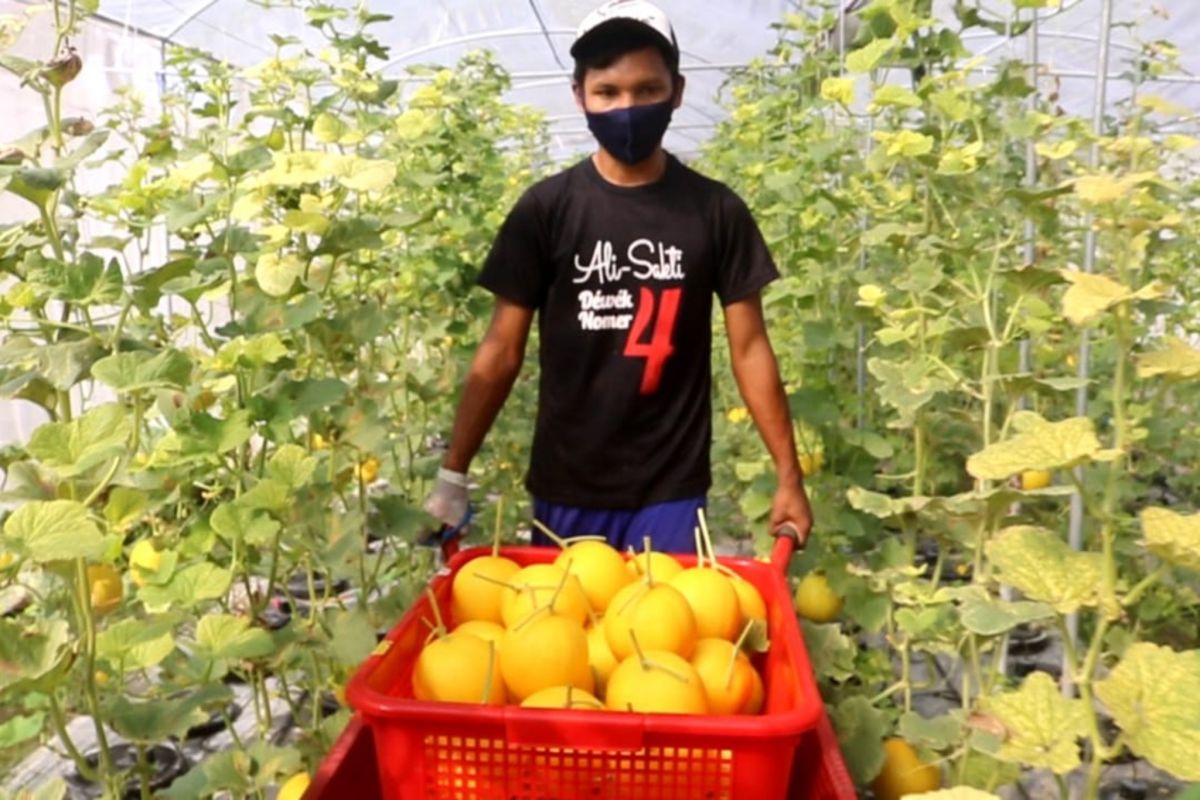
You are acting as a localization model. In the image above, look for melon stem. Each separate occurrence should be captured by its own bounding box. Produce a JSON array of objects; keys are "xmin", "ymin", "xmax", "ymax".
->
[
  {"xmin": 725, "ymin": 621, "xmax": 756, "ymax": 690},
  {"xmin": 424, "ymin": 587, "xmax": 447, "ymax": 638},
  {"xmin": 491, "ymin": 496, "xmax": 504, "ymax": 558},
  {"xmin": 513, "ymin": 585, "xmax": 549, "ymax": 631},
  {"xmin": 696, "ymin": 509, "xmax": 717, "ymax": 567},
  {"xmin": 629, "ymin": 629, "xmax": 690, "ymax": 684},
  {"xmin": 617, "ymin": 581, "xmax": 649, "ymax": 615},
  {"xmin": 547, "ymin": 559, "xmax": 571, "ymax": 612},
  {"xmin": 643, "ymin": 535, "xmax": 654, "ymax": 586},
  {"xmin": 531, "ymin": 518, "xmax": 568, "ymax": 549},
  {"xmin": 482, "ymin": 640, "xmax": 496, "ymax": 704},
  {"xmin": 473, "ymin": 573, "xmax": 520, "ymax": 592}
]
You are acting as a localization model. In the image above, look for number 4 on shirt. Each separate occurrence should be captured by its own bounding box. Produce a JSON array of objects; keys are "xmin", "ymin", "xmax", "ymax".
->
[{"xmin": 624, "ymin": 287, "xmax": 682, "ymax": 395}]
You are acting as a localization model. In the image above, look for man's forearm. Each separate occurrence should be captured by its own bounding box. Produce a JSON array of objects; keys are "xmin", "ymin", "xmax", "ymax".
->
[
  {"xmin": 731, "ymin": 339, "xmax": 803, "ymax": 483},
  {"xmin": 442, "ymin": 343, "xmax": 523, "ymax": 473}
]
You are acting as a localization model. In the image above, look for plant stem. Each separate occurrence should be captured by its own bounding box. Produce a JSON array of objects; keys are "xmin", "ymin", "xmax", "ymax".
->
[
  {"xmin": 73, "ymin": 557, "xmax": 113, "ymax": 779},
  {"xmin": 47, "ymin": 692, "xmax": 96, "ymax": 782}
]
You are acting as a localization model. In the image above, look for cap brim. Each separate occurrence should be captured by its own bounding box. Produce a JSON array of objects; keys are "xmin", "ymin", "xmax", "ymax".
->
[{"xmin": 569, "ymin": 17, "xmax": 677, "ymax": 60}]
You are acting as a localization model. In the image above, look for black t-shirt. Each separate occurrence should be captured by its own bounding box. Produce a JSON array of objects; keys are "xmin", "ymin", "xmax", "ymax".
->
[{"xmin": 478, "ymin": 153, "xmax": 778, "ymax": 509}]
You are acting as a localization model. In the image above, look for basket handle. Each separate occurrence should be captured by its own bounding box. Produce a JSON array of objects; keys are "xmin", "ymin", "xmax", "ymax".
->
[{"xmin": 770, "ymin": 523, "xmax": 805, "ymax": 574}]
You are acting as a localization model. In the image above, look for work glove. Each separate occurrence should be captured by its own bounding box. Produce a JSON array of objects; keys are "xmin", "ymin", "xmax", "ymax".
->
[{"xmin": 422, "ymin": 467, "xmax": 472, "ymax": 542}]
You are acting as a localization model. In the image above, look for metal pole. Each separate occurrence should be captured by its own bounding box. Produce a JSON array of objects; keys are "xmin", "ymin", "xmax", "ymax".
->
[
  {"xmin": 1065, "ymin": 0, "xmax": 1115, "ymax": 700},
  {"xmin": 1001, "ymin": 5, "xmax": 1040, "ymax": 680}
]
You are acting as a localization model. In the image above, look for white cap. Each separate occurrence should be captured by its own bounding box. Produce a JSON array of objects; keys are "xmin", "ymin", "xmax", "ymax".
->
[{"xmin": 570, "ymin": 0, "xmax": 679, "ymax": 60}]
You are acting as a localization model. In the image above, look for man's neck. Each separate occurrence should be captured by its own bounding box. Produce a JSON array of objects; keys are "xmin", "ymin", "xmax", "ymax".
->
[{"xmin": 591, "ymin": 147, "xmax": 668, "ymax": 187}]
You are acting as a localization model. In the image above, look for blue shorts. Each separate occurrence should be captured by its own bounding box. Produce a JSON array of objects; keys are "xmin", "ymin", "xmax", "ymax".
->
[{"xmin": 531, "ymin": 496, "xmax": 706, "ymax": 554}]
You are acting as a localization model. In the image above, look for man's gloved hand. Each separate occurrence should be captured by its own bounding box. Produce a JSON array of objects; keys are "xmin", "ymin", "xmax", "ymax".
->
[{"xmin": 423, "ymin": 467, "xmax": 471, "ymax": 531}]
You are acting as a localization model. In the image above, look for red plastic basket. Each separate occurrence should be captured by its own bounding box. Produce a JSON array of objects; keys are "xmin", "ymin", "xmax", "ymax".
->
[{"xmin": 345, "ymin": 536, "xmax": 855, "ymax": 800}]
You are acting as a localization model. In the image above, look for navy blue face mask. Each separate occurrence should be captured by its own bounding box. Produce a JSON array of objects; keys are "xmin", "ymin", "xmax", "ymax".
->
[{"xmin": 584, "ymin": 99, "xmax": 675, "ymax": 165}]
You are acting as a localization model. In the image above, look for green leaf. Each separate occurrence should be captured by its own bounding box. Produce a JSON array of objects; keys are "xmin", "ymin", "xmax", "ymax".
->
[
  {"xmin": 213, "ymin": 334, "xmax": 289, "ymax": 370},
  {"xmin": 830, "ymin": 695, "xmax": 888, "ymax": 784},
  {"xmin": 5, "ymin": 166, "xmax": 65, "ymax": 207},
  {"xmin": 138, "ymin": 562, "xmax": 231, "ymax": 611},
  {"xmin": 986, "ymin": 526, "xmax": 1103, "ymax": 615},
  {"xmin": 871, "ymin": 84, "xmax": 921, "ymax": 109},
  {"xmin": 239, "ymin": 478, "xmax": 290, "ymax": 513},
  {"xmin": 846, "ymin": 486, "xmax": 935, "ymax": 519},
  {"xmin": 846, "ymin": 38, "xmax": 894, "ymax": 73},
  {"xmin": 898, "ymin": 711, "xmax": 964, "ymax": 751},
  {"xmin": 958, "ymin": 592, "xmax": 1056, "ymax": 636},
  {"xmin": 267, "ymin": 444, "xmax": 317, "ymax": 489},
  {"xmin": 106, "ymin": 683, "xmax": 231, "ymax": 744},
  {"xmin": 980, "ymin": 671, "xmax": 1089, "ymax": 773},
  {"xmin": 195, "ymin": 614, "xmax": 275, "ymax": 662},
  {"xmin": 0, "ymin": 618, "xmax": 70, "ymax": 691},
  {"xmin": 867, "ymin": 356, "xmax": 955, "ymax": 428},
  {"xmin": 314, "ymin": 217, "xmax": 383, "ymax": 256},
  {"xmin": 0, "ymin": 778, "xmax": 69, "ymax": 800},
  {"xmin": 330, "ymin": 608, "xmax": 376, "ymax": 666},
  {"xmin": 1140, "ymin": 507, "xmax": 1200, "ymax": 572},
  {"xmin": 210, "ymin": 503, "xmax": 280, "ymax": 547},
  {"xmin": 1137, "ymin": 337, "xmax": 1200, "ymax": 380},
  {"xmin": 92, "ymin": 349, "xmax": 192, "ymax": 392},
  {"xmin": 966, "ymin": 412, "xmax": 1103, "ymax": 480},
  {"xmin": 184, "ymin": 410, "xmax": 253, "ymax": 455},
  {"xmin": 0, "ymin": 712, "xmax": 45, "ymax": 748},
  {"xmin": 842, "ymin": 429, "xmax": 894, "ymax": 459},
  {"xmin": 738, "ymin": 489, "xmax": 771, "ymax": 522},
  {"xmin": 3, "ymin": 500, "xmax": 104, "ymax": 562},
  {"xmin": 96, "ymin": 617, "xmax": 176, "ymax": 670},
  {"xmin": 104, "ymin": 487, "xmax": 149, "ymax": 532},
  {"xmin": 1059, "ymin": 270, "xmax": 1163, "ymax": 326},
  {"xmin": 54, "ymin": 129, "xmax": 110, "ymax": 171},
  {"xmin": 161, "ymin": 740, "xmax": 301, "ymax": 799},
  {"xmin": 26, "ymin": 403, "xmax": 130, "ymax": 477},
  {"xmin": 801, "ymin": 621, "xmax": 857, "ymax": 683},
  {"xmin": 1095, "ymin": 643, "xmax": 1200, "ymax": 780}
]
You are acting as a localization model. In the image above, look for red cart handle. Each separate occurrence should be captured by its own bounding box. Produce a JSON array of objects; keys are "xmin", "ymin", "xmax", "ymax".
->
[{"xmin": 770, "ymin": 523, "xmax": 805, "ymax": 574}]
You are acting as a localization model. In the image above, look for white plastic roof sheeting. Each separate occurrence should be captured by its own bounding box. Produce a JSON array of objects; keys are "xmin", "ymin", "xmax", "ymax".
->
[{"xmin": 54, "ymin": 0, "xmax": 1200, "ymax": 159}]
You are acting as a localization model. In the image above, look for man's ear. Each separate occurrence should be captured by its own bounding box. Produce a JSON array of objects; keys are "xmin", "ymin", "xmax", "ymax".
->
[
  {"xmin": 672, "ymin": 74, "xmax": 686, "ymax": 109},
  {"xmin": 572, "ymin": 80, "xmax": 585, "ymax": 112}
]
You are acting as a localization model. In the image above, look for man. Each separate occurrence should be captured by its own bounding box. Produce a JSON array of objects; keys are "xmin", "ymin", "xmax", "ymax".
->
[{"xmin": 423, "ymin": 0, "xmax": 811, "ymax": 552}]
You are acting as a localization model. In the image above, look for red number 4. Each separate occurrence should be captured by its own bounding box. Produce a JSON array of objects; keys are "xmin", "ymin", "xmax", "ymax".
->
[{"xmin": 624, "ymin": 287, "xmax": 682, "ymax": 395}]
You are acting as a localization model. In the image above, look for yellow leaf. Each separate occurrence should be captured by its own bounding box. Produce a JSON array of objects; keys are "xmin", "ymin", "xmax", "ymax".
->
[
  {"xmin": 986, "ymin": 526, "xmax": 1103, "ymax": 615},
  {"xmin": 873, "ymin": 130, "xmax": 934, "ymax": 158},
  {"xmin": 870, "ymin": 84, "xmax": 920, "ymax": 110},
  {"xmin": 1141, "ymin": 507, "xmax": 1200, "ymax": 572},
  {"xmin": 820, "ymin": 77, "xmax": 855, "ymax": 106},
  {"xmin": 1072, "ymin": 171, "xmax": 1156, "ymax": 206},
  {"xmin": 1035, "ymin": 140, "xmax": 1078, "ymax": 160},
  {"xmin": 981, "ymin": 672, "xmax": 1090, "ymax": 773},
  {"xmin": 967, "ymin": 413, "xmax": 1102, "ymax": 480},
  {"xmin": 325, "ymin": 154, "xmax": 396, "ymax": 194},
  {"xmin": 1136, "ymin": 94, "xmax": 1192, "ymax": 118},
  {"xmin": 1059, "ymin": 270, "xmax": 1163, "ymax": 326},
  {"xmin": 1094, "ymin": 643, "xmax": 1200, "ymax": 780},
  {"xmin": 1137, "ymin": 337, "xmax": 1200, "ymax": 380}
]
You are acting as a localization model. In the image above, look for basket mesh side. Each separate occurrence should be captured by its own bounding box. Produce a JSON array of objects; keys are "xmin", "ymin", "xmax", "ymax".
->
[{"xmin": 424, "ymin": 735, "xmax": 735, "ymax": 800}]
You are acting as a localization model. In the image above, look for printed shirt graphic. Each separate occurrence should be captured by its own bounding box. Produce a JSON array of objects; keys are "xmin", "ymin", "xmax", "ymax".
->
[{"xmin": 478, "ymin": 154, "xmax": 778, "ymax": 509}]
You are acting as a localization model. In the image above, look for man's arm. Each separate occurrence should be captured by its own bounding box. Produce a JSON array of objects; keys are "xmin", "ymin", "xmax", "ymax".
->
[
  {"xmin": 442, "ymin": 297, "xmax": 535, "ymax": 473},
  {"xmin": 723, "ymin": 292, "xmax": 813, "ymax": 544}
]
